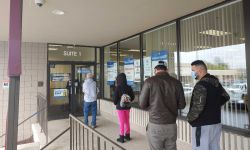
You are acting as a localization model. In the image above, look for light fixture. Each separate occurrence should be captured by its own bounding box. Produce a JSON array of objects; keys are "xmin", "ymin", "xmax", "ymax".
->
[
  {"xmin": 111, "ymin": 54, "xmax": 127, "ymax": 57},
  {"xmin": 49, "ymin": 44, "xmax": 62, "ymax": 47},
  {"xmin": 195, "ymin": 45, "xmax": 212, "ymax": 49},
  {"xmin": 128, "ymin": 49, "xmax": 147, "ymax": 52},
  {"xmin": 240, "ymin": 38, "xmax": 245, "ymax": 41},
  {"xmin": 66, "ymin": 46, "xmax": 74, "ymax": 49},
  {"xmin": 128, "ymin": 49, "xmax": 140, "ymax": 52},
  {"xmin": 52, "ymin": 9, "xmax": 65, "ymax": 15},
  {"xmin": 104, "ymin": 52, "xmax": 117, "ymax": 54},
  {"xmin": 48, "ymin": 47, "xmax": 58, "ymax": 51},
  {"xmin": 199, "ymin": 29, "xmax": 231, "ymax": 36}
]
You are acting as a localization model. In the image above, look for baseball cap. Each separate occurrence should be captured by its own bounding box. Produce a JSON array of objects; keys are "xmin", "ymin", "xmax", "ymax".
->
[{"xmin": 154, "ymin": 61, "xmax": 167, "ymax": 69}]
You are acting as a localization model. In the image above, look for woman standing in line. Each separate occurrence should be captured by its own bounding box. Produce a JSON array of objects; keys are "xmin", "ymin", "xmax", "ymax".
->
[{"xmin": 113, "ymin": 73, "xmax": 135, "ymax": 143}]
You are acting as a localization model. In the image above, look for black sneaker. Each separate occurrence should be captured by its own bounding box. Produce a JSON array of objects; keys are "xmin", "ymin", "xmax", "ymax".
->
[
  {"xmin": 125, "ymin": 134, "xmax": 131, "ymax": 141},
  {"xmin": 117, "ymin": 135, "xmax": 125, "ymax": 143}
]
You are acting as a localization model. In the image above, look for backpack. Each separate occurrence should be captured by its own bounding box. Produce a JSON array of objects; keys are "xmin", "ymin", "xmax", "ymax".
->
[{"xmin": 120, "ymin": 89, "xmax": 131, "ymax": 108}]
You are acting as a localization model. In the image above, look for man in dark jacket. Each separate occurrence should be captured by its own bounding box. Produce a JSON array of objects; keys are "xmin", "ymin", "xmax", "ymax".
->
[
  {"xmin": 187, "ymin": 60, "xmax": 230, "ymax": 150},
  {"xmin": 139, "ymin": 61, "xmax": 186, "ymax": 150}
]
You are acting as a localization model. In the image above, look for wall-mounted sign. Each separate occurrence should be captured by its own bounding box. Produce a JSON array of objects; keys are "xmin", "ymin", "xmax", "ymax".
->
[
  {"xmin": 51, "ymin": 73, "xmax": 70, "ymax": 81},
  {"xmin": 107, "ymin": 61, "xmax": 117, "ymax": 85},
  {"xmin": 2, "ymin": 80, "xmax": 9, "ymax": 89},
  {"xmin": 124, "ymin": 57, "xmax": 134, "ymax": 85},
  {"xmin": 63, "ymin": 51, "xmax": 82, "ymax": 57},
  {"xmin": 48, "ymin": 45, "xmax": 95, "ymax": 62},
  {"xmin": 54, "ymin": 89, "xmax": 68, "ymax": 97},
  {"xmin": 77, "ymin": 68, "xmax": 91, "ymax": 74},
  {"xmin": 151, "ymin": 50, "xmax": 168, "ymax": 75},
  {"xmin": 144, "ymin": 57, "xmax": 152, "ymax": 80},
  {"xmin": 134, "ymin": 59, "xmax": 140, "ymax": 82}
]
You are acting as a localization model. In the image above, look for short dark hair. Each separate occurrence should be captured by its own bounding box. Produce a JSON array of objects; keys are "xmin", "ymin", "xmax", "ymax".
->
[{"xmin": 191, "ymin": 60, "xmax": 207, "ymax": 70}]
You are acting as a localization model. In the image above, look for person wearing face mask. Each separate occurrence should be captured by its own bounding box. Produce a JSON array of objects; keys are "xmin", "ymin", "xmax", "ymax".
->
[{"xmin": 187, "ymin": 60, "xmax": 230, "ymax": 150}]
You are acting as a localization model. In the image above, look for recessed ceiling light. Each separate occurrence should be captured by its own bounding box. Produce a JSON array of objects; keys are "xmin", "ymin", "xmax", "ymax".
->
[
  {"xmin": 49, "ymin": 44, "xmax": 62, "ymax": 47},
  {"xmin": 199, "ymin": 29, "xmax": 231, "ymax": 36},
  {"xmin": 195, "ymin": 45, "xmax": 212, "ymax": 49},
  {"xmin": 48, "ymin": 47, "xmax": 58, "ymax": 51},
  {"xmin": 128, "ymin": 49, "xmax": 140, "ymax": 52},
  {"xmin": 66, "ymin": 46, "xmax": 74, "ymax": 48},
  {"xmin": 240, "ymin": 38, "xmax": 245, "ymax": 41},
  {"xmin": 52, "ymin": 9, "xmax": 65, "ymax": 15}
]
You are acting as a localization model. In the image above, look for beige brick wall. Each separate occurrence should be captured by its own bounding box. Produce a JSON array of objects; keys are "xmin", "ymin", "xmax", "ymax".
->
[{"xmin": 0, "ymin": 41, "xmax": 47, "ymax": 145}]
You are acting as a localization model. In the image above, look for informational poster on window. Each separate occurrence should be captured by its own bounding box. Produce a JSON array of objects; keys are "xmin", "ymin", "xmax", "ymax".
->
[
  {"xmin": 77, "ymin": 68, "xmax": 91, "ymax": 74},
  {"xmin": 134, "ymin": 59, "xmax": 140, "ymax": 82},
  {"xmin": 107, "ymin": 61, "xmax": 117, "ymax": 85},
  {"xmin": 51, "ymin": 73, "xmax": 70, "ymax": 81},
  {"xmin": 144, "ymin": 57, "xmax": 152, "ymax": 80},
  {"xmin": 124, "ymin": 57, "xmax": 134, "ymax": 85},
  {"xmin": 54, "ymin": 89, "xmax": 68, "ymax": 97},
  {"xmin": 151, "ymin": 50, "xmax": 168, "ymax": 75}
]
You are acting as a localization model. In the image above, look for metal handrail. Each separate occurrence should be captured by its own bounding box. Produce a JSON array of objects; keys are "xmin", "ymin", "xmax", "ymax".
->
[
  {"xmin": 69, "ymin": 114, "xmax": 126, "ymax": 150},
  {"xmin": 0, "ymin": 106, "xmax": 47, "ymax": 139},
  {"xmin": 40, "ymin": 127, "xmax": 70, "ymax": 150},
  {"xmin": 37, "ymin": 93, "xmax": 48, "ymax": 144},
  {"xmin": 0, "ymin": 93, "xmax": 48, "ymax": 146}
]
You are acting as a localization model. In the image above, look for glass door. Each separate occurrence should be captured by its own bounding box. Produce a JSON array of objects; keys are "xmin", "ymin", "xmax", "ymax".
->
[
  {"xmin": 73, "ymin": 65, "xmax": 95, "ymax": 116},
  {"xmin": 49, "ymin": 64, "xmax": 72, "ymax": 119},
  {"xmin": 48, "ymin": 63, "xmax": 96, "ymax": 119}
]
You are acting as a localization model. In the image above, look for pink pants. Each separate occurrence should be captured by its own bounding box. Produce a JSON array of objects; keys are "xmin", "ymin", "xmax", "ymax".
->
[{"xmin": 117, "ymin": 110, "xmax": 130, "ymax": 135}]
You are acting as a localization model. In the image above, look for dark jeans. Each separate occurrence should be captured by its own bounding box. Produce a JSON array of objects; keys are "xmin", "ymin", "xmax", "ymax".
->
[{"xmin": 83, "ymin": 101, "xmax": 97, "ymax": 126}]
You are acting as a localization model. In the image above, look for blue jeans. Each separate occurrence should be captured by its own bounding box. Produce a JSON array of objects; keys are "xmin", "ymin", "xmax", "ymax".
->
[{"xmin": 83, "ymin": 101, "xmax": 97, "ymax": 126}]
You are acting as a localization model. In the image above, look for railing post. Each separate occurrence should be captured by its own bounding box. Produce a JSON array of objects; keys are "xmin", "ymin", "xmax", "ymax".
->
[
  {"xmin": 83, "ymin": 126, "xmax": 85, "ymax": 150},
  {"xmin": 45, "ymin": 104, "xmax": 48, "ymax": 144},
  {"xmin": 75, "ymin": 120, "xmax": 77, "ymax": 150},
  {"xmin": 97, "ymin": 136, "xmax": 100, "ymax": 150},
  {"xmin": 79, "ymin": 123, "xmax": 81, "ymax": 150},
  {"xmin": 70, "ymin": 116, "xmax": 72, "ymax": 150},
  {"xmin": 69, "ymin": 115, "xmax": 126, "ymax": 150}
]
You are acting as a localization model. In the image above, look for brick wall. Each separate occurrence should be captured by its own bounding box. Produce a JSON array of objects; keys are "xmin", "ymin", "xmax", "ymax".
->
[{"xmin": 0, "ymin": 41, "xmax": 47, "ymax": 145}]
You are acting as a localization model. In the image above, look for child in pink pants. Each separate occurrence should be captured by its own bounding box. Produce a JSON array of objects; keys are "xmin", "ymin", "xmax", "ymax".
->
[
  {"xmin": 113, "ymin": 73, "xmax": 135, "ymax": 143},
  {"xmin": 117, "ymin": 110, "xmax": 130, "ymax": 137}
]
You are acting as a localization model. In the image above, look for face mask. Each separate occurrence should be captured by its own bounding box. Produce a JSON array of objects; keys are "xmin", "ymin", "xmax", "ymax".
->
[{"xmin": 191, "ymin": 71, "xmax": 198, "ymax": 79}]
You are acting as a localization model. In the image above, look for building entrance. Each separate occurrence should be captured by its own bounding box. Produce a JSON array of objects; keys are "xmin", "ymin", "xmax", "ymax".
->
[{"xmin": 48, "ymin": 63, "xmax": 95, "ymax": 119}]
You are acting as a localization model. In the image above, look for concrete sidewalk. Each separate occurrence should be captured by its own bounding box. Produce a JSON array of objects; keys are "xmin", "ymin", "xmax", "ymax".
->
[{"xmin": 45, "ymin": 115, "xmax": 192, "ymax": 150}]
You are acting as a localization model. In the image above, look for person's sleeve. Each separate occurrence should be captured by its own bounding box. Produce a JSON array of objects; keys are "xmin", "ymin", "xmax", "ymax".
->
[
  {"xmin": 113, "ymin": 87, "xmax": 119, "ymax": 105},
  {"xmin": 97, "ymin": 87, "xmax": 100, "ymax": 94},
  {"xmin": 220, "ymin": 83, "xmax": 230, "ymax": 106},
  {"xmin": 139, "ymin": 81, "xmax": 150, "ymax": 109},
  {"xmin": 187, "ymin": 84, "xmax": 207, "ymax": 123},
  {"xmin": 176, "ymin": 81, "xmax": 186, "ymax": 109},
  {"xmin": 82, "ymin": 83, "xmax": 86, "ymax": 93}
]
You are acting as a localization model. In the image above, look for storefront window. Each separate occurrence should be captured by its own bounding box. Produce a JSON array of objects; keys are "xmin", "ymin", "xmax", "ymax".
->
[
  {"xmin": 143, "ymin": 23, "xmax": 177, "ymax": 80},
  {"xmin": 104, "ymin": 44, "xmax": 117, "ymax": 99},
  {"xmin": 119, "ymin": 36, "xmax": 140, "ymax": 102},
  {"xmin": 180, "ymin": 1, "xmax": 248, "ymax": 128}
]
